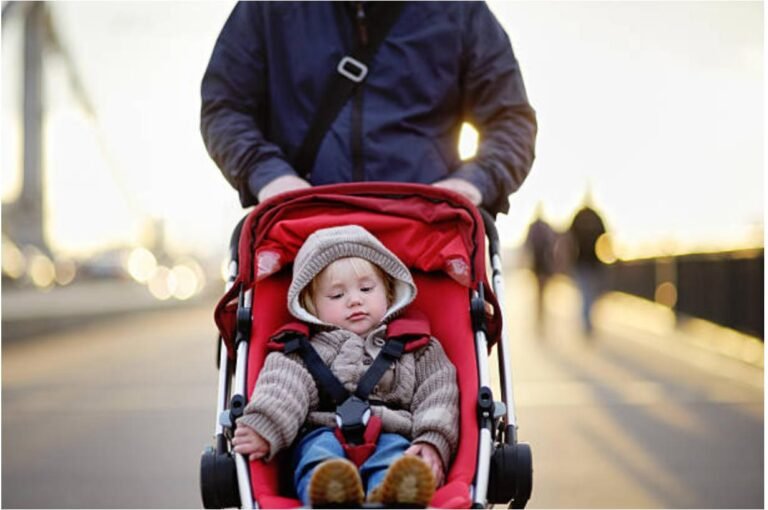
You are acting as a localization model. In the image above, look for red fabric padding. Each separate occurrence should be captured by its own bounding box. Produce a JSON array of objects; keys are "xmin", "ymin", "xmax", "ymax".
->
[
  {"xmin": 333, "ymin": 416, "xmax": 383, "ymax": 467},
  {"xmin": 411, "ymin": 272, "xmax": 478, "ymax": 507},
  {"xmin": 386, "ymin": 308, "xmax": 431, "ymax": 352},
  {"xmin": 431, "ymin": 480, "xmax": 473, "ymax": 508},
  {"xmin": 243, "ymin": 183, "xmax": 483, "ymax": 288},
  {"xmin": 250, "ymin": 495, "xmax": 301, "ymax": 509},
  {"xmin": 245, "ymin": 271, "xmax": 478, "ymax": 508},
  {"xmin": 246, "ymin": 272, "xmax": 295, "ymax": 507},
  {"xmin": 252, "ymin": 210, "xmax": 472, "ymax": 283},
  {"xmin": 266, "ymin": 321, "xmax": 310, "ymax": 351},
  {"xmin": 214, "ymin": 182, "xmax": 502, "ymax": 357}
]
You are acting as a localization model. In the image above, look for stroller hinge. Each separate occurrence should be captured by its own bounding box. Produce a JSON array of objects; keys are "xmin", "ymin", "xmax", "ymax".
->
[
  {"xmin": 235, "ymin": 288, "xmax": 252, "ymax": 346},
  {"xmin": 471, "ymin": 284, "xmax": 488, "ymax": 334},
  {"xmin": 228, "ymin": 394, "xmax": 246, "ymax": 429},
  {"xmin": 478, "ymin": 386, "xmax": 494, "ymax": 430}
]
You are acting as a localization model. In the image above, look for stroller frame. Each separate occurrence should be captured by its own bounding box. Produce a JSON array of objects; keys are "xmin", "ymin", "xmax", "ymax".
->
[{"xmin": 200, "ymin": 184, "xmax": 532, "ymax": 509}]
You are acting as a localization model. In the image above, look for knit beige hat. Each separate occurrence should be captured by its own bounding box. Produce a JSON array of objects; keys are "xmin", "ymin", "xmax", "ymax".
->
[{"xmin": 287, "ymin": 225, "xmax": 416, "ymax": 326}]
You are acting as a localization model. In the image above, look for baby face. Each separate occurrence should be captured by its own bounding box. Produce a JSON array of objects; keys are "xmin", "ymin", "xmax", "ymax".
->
[{"xmin": 311, "ymin": 258, "xmax": 389, "ymax": 336}]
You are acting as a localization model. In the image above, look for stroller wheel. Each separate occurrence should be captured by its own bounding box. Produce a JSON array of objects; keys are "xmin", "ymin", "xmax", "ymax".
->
[
  {"xmin": 200, "ymin": 445, "xmax": 241, "ymax": 509},
  {"xmin": 488, "ymin": 442, "xmax": 533, "ymax": 509}
]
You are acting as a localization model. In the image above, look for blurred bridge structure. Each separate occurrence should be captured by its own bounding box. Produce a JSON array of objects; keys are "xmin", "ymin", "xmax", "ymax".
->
[{"xmin": 1, "ymin": 1, "xmax": 226, "ymax": 312}]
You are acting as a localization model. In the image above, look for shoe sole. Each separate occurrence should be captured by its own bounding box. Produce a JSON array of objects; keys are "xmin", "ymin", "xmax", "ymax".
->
[
  {"xmin": 309, "ymin": 458, "xmax": 364, "ymax": 506},
  {"xmin": 377, "ymin": 456, "xmax": 435, "ymax": 506}
]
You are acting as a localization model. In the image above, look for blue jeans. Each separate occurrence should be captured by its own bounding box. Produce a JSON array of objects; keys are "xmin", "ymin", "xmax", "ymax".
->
[{"xmin": 292, "ymin": 427, "xmax": 410, "ymax": 505}]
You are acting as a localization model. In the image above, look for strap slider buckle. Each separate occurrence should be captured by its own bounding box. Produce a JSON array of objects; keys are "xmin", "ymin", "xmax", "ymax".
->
[
  {"xmin": 381, "ymin": 339, "xmax": 405, "ymax": 358},
  {"xmin": 337, "ymin": 56, "xmax": 368, "ymax": 83}
]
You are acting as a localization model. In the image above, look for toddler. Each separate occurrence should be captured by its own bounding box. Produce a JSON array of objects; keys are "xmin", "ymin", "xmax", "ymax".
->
[{"xmin": 232, "ymin": 225, "xmax": 459, "ymax": 506}]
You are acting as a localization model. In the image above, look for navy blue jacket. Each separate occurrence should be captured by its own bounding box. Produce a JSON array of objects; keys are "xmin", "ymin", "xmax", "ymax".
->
[{"xmin": 201, "ymin": 1, "xmax": 536, "ymax": 215}]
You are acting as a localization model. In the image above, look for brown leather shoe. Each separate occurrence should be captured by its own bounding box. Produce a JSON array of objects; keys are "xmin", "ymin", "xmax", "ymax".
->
[
  {"xmin": 308, "ymin": 458, "xmax": 364, "ymax": 507},
  {"xmin": 367, "ymin": 456, "xmax": 436, "ymax": 507}
]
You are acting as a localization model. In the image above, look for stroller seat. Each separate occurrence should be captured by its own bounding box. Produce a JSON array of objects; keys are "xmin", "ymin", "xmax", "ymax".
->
[{"xmin": 201, "ymin": 183, "xmax": 532, "ymax": 509}]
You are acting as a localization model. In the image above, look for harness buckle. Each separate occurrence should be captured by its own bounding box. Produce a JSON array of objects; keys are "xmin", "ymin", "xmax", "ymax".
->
[
  {"xmin": 337, "ymin": 56, "xmax": 368, "ymax": 83},
  {"xmin": 335, "ymin": 396, "xmax": 371, "ymax": 445}
]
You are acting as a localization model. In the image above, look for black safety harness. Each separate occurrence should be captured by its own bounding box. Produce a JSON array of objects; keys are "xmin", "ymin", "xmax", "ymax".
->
[{"xmin": 268, "ymin": 312, "xmax": 429, "ymax": 466}]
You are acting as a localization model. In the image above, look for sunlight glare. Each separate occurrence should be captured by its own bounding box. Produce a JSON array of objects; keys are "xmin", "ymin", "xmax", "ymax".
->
[{"xmin": 458, "ymin": 122, "xmax": 478, "ymax": 160}]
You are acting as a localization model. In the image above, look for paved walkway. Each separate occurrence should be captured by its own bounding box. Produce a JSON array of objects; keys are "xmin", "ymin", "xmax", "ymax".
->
[
  {"xmin": 1, "ymin": 272, "xmax": 763, "ymax": 508},
  {"xmin": 2, "ymin": 279, "xmax": 217, "ymax": 341},
  {"xmin": 497, "ymin": 272, "xmax": 763, "ymax": 508}
]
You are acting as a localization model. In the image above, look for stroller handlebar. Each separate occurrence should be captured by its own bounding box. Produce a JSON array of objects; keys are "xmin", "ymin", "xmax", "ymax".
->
[
  {"xmin": 479, "ymin": 208, "xmax": 500, "ymax": 259},
  {"xmin": 228, "ymin": 214, "xmax": 248, "ymax": 265}
]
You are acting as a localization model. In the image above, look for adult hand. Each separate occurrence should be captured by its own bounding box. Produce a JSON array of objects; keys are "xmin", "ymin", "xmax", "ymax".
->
[
  {"xmin": 231, "ymin": 424, "xmax": 270, "ymax": 461},
  {"xmin": 432, "ymin": 178, "xmax": 482, "ymax": 206},
  {"xmin": 257, "ymin": 175, "xmax": 311, "ymax": 203},
  {"xmin": 405, "ymin": 442, "xmax": 445, "ymax": 487}
]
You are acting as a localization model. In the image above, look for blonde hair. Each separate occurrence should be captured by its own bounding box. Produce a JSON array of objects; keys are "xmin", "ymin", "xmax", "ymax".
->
[{"xmin": 300, "ymin": 257, "xmax": 395, "ymax": 317}]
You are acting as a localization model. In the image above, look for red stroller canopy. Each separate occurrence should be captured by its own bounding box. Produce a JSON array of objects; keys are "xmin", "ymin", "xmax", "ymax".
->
[{"xmin": 215, "ymin": 182, "xmax": 501, "ymax": 358}]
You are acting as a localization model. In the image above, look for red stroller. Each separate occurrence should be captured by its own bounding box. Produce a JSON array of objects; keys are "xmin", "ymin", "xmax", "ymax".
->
[{"xmin": 200, "ymin": 183, "xmax": 532, "ymax": 508}]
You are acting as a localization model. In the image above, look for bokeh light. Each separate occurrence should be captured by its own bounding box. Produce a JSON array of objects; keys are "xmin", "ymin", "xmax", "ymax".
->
[
  {"xmin": 147, "ymin": 265, "xmax": 173, "ymax": 300},
  {"xmin": 220, "ymin": 258, "xmax": 231, "ymax": 283},
  {"xmin": 27, "ymin": 252, "xmax": 56, "ymax": 288},
  {"xmin": 170, "ymin": 263, "xmax": 199, "ymax": 300},
  {"xmin": 655, "ymin": 281, "xmax": 678, "ymax": 308},
  {"xmin": 126, "ymin": 247, "xmax": 157, "ymax": 283},
  {"xmin": 595, "ymin": 234, "xmax": 616, "ymax": 264},
  {"xmin": 54, "ymin": 257, "xmax": 77, "ymax": 285},
  {"xmin": 2, "ymin": 237, "xmax": 26, "ymax": 279}
]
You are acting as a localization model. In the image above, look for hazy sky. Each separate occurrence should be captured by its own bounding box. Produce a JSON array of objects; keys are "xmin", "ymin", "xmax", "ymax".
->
[{"xmin": 1, "ymin": 1, "xmax": 763, "ymax": 258}]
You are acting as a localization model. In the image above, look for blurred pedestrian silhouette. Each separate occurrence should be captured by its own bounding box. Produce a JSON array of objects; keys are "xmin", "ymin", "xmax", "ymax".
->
[
  {"xmin": 524, "ymin": 203, "xmax": 557, "ymax": 334},
  {"xmin": 567, "ymin": 191, "xmax": 608, "ymax": 337}
]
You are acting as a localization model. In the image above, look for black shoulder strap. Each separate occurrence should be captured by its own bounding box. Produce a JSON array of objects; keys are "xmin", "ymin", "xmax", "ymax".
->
[
  {"xmin": 283, "ymin": 334, "xmax": 405, "ymax": 407},
  {"xmin": 292, "ymin": 2, "xmax": 405, "ymax": 179},
  {"xmin": 285, "ymin": 335, "xmax": 349, "ymax": 405},
  {"xmin": 355, "ymin": 339, "xmax": 405, "ymax": 400}
]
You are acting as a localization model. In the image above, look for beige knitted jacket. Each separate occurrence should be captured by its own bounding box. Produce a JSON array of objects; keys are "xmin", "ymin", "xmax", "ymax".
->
[{"xmin": 237, "ymin": 323, "xmax": 460, "ymax": 468}]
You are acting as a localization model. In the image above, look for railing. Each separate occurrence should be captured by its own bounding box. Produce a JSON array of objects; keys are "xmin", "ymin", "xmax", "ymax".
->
[{"xmin": 607, "ymin": 249, "xmax": 764, "ymax": 339}]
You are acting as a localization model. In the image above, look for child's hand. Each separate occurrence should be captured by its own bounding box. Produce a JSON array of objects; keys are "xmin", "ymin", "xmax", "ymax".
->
[
  {"xmin": 405, "ymin": 443, "xmax": 445, "ymax": 487},
  {"xmin": 231, "ymin": 424, "xmax": 270, "ymax": 461}
]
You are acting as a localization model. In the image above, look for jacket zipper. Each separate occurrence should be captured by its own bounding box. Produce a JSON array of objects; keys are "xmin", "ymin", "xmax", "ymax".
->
[
  {"xmin": 351, "ymin": 2, "xmax": 366, "ymax": 182},
  {"xmin": 355, "ymin": 2, "xmax": 368, "ymax": 45}
]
